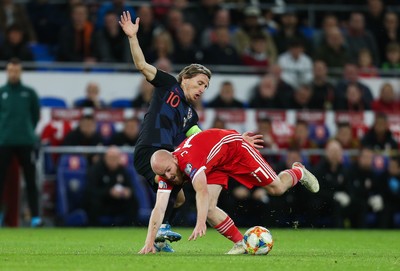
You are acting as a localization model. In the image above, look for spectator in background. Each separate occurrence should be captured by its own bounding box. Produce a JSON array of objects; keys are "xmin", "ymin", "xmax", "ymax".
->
[
  {"xmin": 291, "ymin": 84, "xmax": 315, "ymax": 110},
  {"xmin": 344, "ymin": 12, "xmax": 379, "ymax": 65},
  {"xmin": 363, "ymin": 0, "xmax": 386, "ymax": 41},
  {"xmin": 0, "ymin": 24, "xmax": 33, "ymax": 61},
  {"xmin": 232, "ymin": 6, "xmax": 277, "ymax": 64},
  {"xmin": 206, "ymin": 81, "xmax": 244, "ymax": 108},
  {"xmin": 361, "ymin": 112, "xmax": 398, "ymax": 152},
  {"xmin": 75, "ymin": 82, "xmax": 106, "ymax": 109},
  {"xmin": 260, "ymin": 8, "xmax": 279, "ymax": 35},
  {"xmin": 211, "ymin": 117, "xmax": 226, "ymax": 129},
  {"xmin": 57, "ymin": 3, "xmax": 96, "ymax": 62},
  {"xmin": 136, "ymin": 5, "xmax": 158, "ymax": 59},
  {"xmin": 273, "ymin": 10, "xmax": 312, "ymax": 55},
  {"xmin": 131, "ymin": 78, "xmax": 154, "ymax": 108},
  {"xmin": 94, "ymin": 11, "xmax": 130, "ymax": 63},
  {"xmin": 163, "ymin": 7, "xmax": 185, "ymax": 45},
  {"xmin": 241, "ymin": 33, "xmax": 272, "ymax": 68},
  {"xmin": 146, "ymin": 30, "xmax": 174, "ymax": 64},
  {"xmin": 0, "ymin": 58, "xmax": 41, "ymax": 227},
  {"xmin": 185, "ymin": 0, "xmax": 221, "ymax": 42},
  {"xmin": 248, "ymin": 74, "xmax": 284, "ymax": 109},
  {"xmin": 201, "ymin": 8, "xmax": 236, "ymax": 48},
  {"xmin": 269, "ymin": 64, "xmax": 295, "ymax": 107},
  {"xmin": 110, "ymin": 117, "xmax": 140, "ymax": 146},
  {"xmin": 0, "ymin": 0, "xmax": 36, "ymax": 43},
  {"xmin": 95, "ymin": 0, "xmax": 136, "ymax": 30},
  {"xmin": 62, "ymin": 113, "xmax": 103, "ymax": 164},
  {"xmin": 334, "ymin": 122, "xmax": 361, "ymax": 150},
  {"xmin": 287, "ymin": 120, "xmax": 318, "ymax": 150},
  {"xmin": 377, "ymin": 12, "xmax": 400, "ymax": 63},
  {"xmin": 334, "ymin": 83, "xmax": 371, "ymax": 111},
  {"xmin": 277, "ymin": 39, "xmax": 313, "ymax": 89},
  {"xmin": 27, "ymin": 0, "xmax": 62, "ymax": 46},
  {"xmin": 346, "ymin": 147, "xmax": 387, "ymax": 228},
  {"xmin": 202, "ymin": 26, "xmax": 241, "ymax": 66},
  {"xmin": 371, "ymin": 82, "xmax": 400, "ymax": 113},
  {"xmin": 172, "ymin": 22, "xmax": 202, "ymax": 65},
  {"xmin": 314, "ymin": 26, "xmax": 351, "ymax": 69},
  {"xmin": 255, "ymin": 118, "xmax": 279, "ymax": 150},
  {"xmin": 85, "ymin": 146, "xmax": 138, "ymax": 226},
  {"xmin": 311, "ymin": 139, "xmax": 350, "ymax": 228},
  {"xmin": 381, "ymin": 42, "xmax": 400, "ymax": 71},
  {"xmin": 335, "ymin": 63, "xmax": 374, "ymax": 107},
  {"xmin": 312, "ymin": 13, "xmax": 339, "ymax": 48},
  {"xmin": 357, "ymin": 48, "xmax": 379, "ymax": 78},
  {"xmin": 310, "ymin": 60, "xmax": 335, "ymax": 110}
]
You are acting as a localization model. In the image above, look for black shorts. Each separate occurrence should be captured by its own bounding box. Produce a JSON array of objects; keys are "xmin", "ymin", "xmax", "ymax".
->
[{"xmin": 133, "ymin": 145, "xmax": 173, "ymax": 192}]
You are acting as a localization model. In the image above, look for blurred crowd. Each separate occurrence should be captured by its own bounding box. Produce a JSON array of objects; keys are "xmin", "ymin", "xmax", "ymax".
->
[
  {"xmin": 1, "ymin": 0, "xmax": 400, "ymax": 228},
  {"xmin": 0, "ymin": 0, "xmax": 399, "ymax": 74}
]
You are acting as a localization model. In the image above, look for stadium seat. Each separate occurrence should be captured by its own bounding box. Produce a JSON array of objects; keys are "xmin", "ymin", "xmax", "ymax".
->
[
  {"xmin": 109, "ymin": 98, "xmax": 132, "ymax": 108},
  {"xmin": 372, "ymin": 155, "xmax": 389, "ymax": 175},
  {"xmin": 121, "ymin": 153, "xmax": 155, "ymax": 225},
  {"xmin": 40, "ymin": 96, "xmax": 68, "ymax": 108},
  {"xmin": 97, "ymin": 122, "xmax": 116, "ymax": 145},
  {"xmin": 56, "ymin": 154, "xmax": 88, "ymax": 226},
  {"xmin": 309, "ymin": 124, "xmax": 330, "ymax": 148},
  {"xmin": 29, "ymin": 43, "xmax": 55, "ymax": 62}
]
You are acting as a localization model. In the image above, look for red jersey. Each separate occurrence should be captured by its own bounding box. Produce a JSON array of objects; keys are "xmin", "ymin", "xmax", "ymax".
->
[{"xmin": 157, "ymin": 129, "xmax": 278, "ymax": 192}]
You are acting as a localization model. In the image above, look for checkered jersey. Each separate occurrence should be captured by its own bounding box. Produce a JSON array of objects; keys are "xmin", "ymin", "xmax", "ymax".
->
[{"xmin": 135, "ymin": 70, "xmax": 199, "ymax": 150}]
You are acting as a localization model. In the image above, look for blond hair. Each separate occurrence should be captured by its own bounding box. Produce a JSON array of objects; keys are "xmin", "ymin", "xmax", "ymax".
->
[{"xmin": 177, "ymin": 64, "xmax": 212, "ymax": 83}]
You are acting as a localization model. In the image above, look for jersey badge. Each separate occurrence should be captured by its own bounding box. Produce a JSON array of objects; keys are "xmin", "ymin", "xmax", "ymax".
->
[
  {"xmin": 158, "ymin": 181, "xmax": 168, "ymax": 189},
  {"xmin": 184, "ymin": 163, "xmax": 192, "ymax": 176}
]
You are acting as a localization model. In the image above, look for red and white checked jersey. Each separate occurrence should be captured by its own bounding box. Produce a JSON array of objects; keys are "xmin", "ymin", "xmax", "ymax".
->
[{"xmin": 157, "ymin": 129, "xmax": 278, "ymax": 192}]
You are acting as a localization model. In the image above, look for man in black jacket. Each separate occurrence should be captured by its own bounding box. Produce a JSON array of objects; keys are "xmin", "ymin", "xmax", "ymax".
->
[{"xmin": 85, "ymin": 146, "xmax": 138, "ymax": 226}]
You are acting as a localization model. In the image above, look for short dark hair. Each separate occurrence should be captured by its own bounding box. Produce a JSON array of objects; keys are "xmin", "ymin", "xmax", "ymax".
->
[{"xmin": 8, "ymin": 57, "xmax": 21, "ymax": 65}]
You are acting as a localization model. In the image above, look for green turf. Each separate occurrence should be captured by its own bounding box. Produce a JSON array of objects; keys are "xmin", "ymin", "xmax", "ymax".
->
[{"xmin": 0, "ymin": 228, "xmax": 399, "ymax": 271}]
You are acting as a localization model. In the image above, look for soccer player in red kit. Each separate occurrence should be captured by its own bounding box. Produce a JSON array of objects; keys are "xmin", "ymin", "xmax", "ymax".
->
[{"xmin": 139, "ymin": 129, "xmax": 319, "ymax": 254}]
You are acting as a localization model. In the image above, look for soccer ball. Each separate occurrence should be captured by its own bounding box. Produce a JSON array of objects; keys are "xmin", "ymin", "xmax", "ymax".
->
[{"xmin": 243, "ymin": 226, "xmax": 274, "ymax": 255}]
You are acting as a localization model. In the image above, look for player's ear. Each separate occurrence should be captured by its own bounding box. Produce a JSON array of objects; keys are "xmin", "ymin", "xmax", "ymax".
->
[{"xmin": 172, "ymin": 154, "xmax": 178, "ymax": 164}]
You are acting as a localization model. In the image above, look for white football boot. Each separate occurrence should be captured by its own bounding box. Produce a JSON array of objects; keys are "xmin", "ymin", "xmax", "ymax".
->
[
  {"xmin": 292, "ymin": 162, "xmax": 320, "ymax": 193},
  {"xmin": 226, "ymin": 241, "xmax": 246, "ymax": 255}
]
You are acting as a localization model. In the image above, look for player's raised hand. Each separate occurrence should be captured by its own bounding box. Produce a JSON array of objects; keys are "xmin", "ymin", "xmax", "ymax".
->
[
  {"xmin": 119, "ymin": 11, "xmax": 139, "ymax": 38},
  {"xmin": 242, "ymin": 132, "xmax": 264, "ymax": 149},
  {"xmin": 188, "ymin": 223, "xmax": 207, "ymax": 241},
  {"xmin": 138, "ymin": 243, "xmax": 157, "ymax": 254}
]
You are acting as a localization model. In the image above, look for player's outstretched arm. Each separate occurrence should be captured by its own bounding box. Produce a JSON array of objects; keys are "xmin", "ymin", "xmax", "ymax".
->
[
  {"xmin": 119, "ymin": 11, "xmax": 157, "ymax": 81},
  {"xmin": 138, "ymin": 191, "xmax": 170, "ymax": 254},
  {"xmin": 242, "ymin": 132, "xmax": 264, "ymax": 149},
  {"xmin": 189, "ymin": 171, "xmax": 208, "ymax": 241}
]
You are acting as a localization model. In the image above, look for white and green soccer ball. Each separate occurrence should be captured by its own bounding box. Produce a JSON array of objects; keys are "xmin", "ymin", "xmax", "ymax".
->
[{"xmin": 243, "ymin": 226, "xmax": 274, "ymax": 255}]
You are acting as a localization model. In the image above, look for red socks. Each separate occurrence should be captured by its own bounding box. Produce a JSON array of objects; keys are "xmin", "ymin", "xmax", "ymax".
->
[
  {"xmin": 214, "ymin": 216, "xmax": 243, "ymax": 243},
  {"xmin": 284, "ymin": 167, "xmax": 303, "ymax": 187}
]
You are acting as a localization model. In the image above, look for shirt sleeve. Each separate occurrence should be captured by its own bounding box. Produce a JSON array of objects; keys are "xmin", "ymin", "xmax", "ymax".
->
[
  {"xmin": 149, "ymin": 69, "xmax": 177, "ymax": 88},
  {"xmin": 157, "ymin": 178, "xmax": 173, "ymax": 193}
]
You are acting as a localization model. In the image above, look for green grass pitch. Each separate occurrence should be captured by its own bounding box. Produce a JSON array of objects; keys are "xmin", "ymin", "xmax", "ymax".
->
[{"xmin": 0, "ymin": 228, "xmax": 399, "ymax": 271}]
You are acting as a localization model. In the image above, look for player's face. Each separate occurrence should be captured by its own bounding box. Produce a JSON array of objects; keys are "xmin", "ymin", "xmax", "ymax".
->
[
  {"xmin": 182, "ymin": 74, "xmax": 209, "ymax": 104},
  {"xmin": 160, "ymin": 157, "xmax": 184, "ymax": 185},
  {"xmin": 6, "ymin": 63, "xmax": 22, "ymax": 84}
]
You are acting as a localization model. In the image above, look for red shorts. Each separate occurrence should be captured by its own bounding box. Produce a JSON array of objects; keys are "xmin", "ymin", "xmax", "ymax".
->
[{"xmin": 207, "ymin": 140, "xmax": 278, "ymax": 189}]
